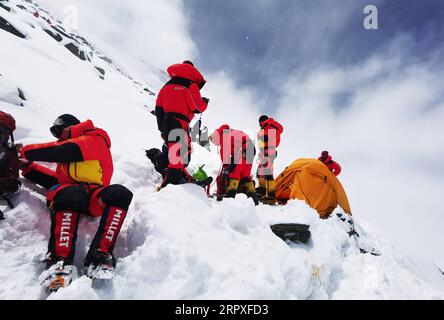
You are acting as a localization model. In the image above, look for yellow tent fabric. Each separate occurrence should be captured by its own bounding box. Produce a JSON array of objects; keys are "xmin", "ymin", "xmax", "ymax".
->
[{"xmin": 275, "ymin": 158, "xmax": 352, "ymax": 218}]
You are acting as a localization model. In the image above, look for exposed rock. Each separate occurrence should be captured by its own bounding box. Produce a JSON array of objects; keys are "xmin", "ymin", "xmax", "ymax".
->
[
  {"xmin": 95, "ymin": 67, "xmax": 105, "ymax": 80},
  {"xmin": 0, "ymin": 15, "xmax": 26, "ymax": 39},
  {"xmin": 53, "ymin": 25, "xmax": 73, "ymax": 40},
  {"xmin": 0, "ymin": 2, "xmax": 11, "ymax": 12},
  {"xmin": 43, "ymin": 28, "xmax": 62, "ymax": 42},
  {"xmin": 143, "ymin": 88, "xmax": 156, "ymax": 96},
  {"xmin": 99, "ymin": 56, "xmax": 113, "ymax": 64},
  {"xmin": 0, "ymin": 74, "xmax": 26, "ymax": 106},
  {"xmin": 17, "ymin": 87, "xmax": 26, "ymax": 101},
  {"xmin": 65, "ymin": 42, "xmax": 87, "ymax": 61}
]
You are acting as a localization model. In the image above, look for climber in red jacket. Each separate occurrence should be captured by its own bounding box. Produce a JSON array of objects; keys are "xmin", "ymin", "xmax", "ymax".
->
[
  {"xmin": 256, "ymin": 115, "xmax": 284, "ymax": 197},
  {"xmin": 19, "ymin": 114, "xmax": 133, "ymax": 291},
  {"xmin": 155, "ymin": 61, "xmax": 210, "ymax": 188},
  {"xmin": 318, "ymin": 151, "xmax": 342, "ymax": 176},
  {"xmin": 210, "ymin": 124, "xmax": 259, "ymax": 205}
]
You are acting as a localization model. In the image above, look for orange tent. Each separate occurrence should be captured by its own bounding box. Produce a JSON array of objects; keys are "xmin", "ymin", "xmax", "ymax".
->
[{"xmin": 274, "ymin": 158, "xmax": 351, "ymax": 218}]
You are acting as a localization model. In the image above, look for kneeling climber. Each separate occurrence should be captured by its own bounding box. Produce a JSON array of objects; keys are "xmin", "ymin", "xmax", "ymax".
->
[{"xmin": 19, "ymin": 114, "xmax": 133, "ymax": 291}]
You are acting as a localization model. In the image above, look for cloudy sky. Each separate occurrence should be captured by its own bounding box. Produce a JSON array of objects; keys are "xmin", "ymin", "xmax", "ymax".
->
[
  {"xmin": 37, "ymin": 0, "xmax": 444, "ymax": 267},
  {"xmin": 183, "ymin": 0, "xmax": 444, "ymax": 266},
  {"xmin": 184, "ymin": 0, "xmax": 444, "ymax": 107}
]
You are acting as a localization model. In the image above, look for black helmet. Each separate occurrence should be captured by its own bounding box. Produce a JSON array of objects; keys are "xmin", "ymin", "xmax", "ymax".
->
[
  {"xmin": 182, "ymin": 60, "xmax": 194, "ymax": 66},
  {"xmin": 50, "ymin": 114, "xmax": 80, "ymax": 138},
  {"xmin": 259, "ymin": 115, "xmax": 269, "ymax": 124}
]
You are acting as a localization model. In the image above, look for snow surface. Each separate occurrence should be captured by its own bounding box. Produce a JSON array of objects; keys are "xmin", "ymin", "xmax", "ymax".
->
[{"xmin": 1, "ymin": 0, "xmax": 444, "ymax": 300}]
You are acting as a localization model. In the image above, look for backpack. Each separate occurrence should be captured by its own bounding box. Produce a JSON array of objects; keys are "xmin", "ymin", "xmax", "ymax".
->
[{"xmin": 0, "ymin": 111, "xmax": 21, "ymax": 219}]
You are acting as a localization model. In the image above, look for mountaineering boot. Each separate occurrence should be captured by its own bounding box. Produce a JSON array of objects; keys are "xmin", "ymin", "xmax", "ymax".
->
[
  {"xmin": 256, "ymin": 177, "xmax": 267, "ymax": 196},
  {"xmin": 39, "ymin": 257, "xmax": 78, "ymax": 292},
  {"xmin": 247, "ymin": 193, "xmax": 260, "ymax": 206},
  {"xmin": 84, "ymin": 250, "xmax": 116, "ymax": 280},
  {"xmin": 160, "ymin": 168, "xmax": 188, "ymax": 188},
  {"xmin": 266, "ymin": 179, "xmax": 276, "ymax": 198},
  {"xmin": 226, "ymin": 189, "xmax": 237, "ymax": 198},
  {"xmin": 243, "ymin": 180, "xmax": 259, "ymax": 206},
  {"xmin": 146, "ymin": 148, "xmax": 168, "ymax": 177},
  {"xmin": 225, "ymin": 178, "xmax": 239, "ymax": 198}
]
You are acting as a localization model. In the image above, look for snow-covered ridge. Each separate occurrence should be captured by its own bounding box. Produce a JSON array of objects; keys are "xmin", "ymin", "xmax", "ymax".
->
[
  {"xmin": 0, "ymin": 0, "xmax": 155, "ymax": 96},
  {"xmin": 1, "ymin": 0, "xmax": 444, "ymax": 300}
]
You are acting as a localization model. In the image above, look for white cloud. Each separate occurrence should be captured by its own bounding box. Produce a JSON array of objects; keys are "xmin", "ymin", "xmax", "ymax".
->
[
  {"xmin": 275, "ymin": 46, "xmax": 444, "ymax": 266},
  {"xmin": 202, "ymin": 71, "xmax": 261, "ymax": 135},
  {"xmin": 36, "ymin": 0, "xmax": 196, "ymax": 85}
]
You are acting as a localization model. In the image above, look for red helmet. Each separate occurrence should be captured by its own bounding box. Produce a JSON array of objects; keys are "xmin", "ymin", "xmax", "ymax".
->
[
  {"xmin": 210, "ymin": 125, "xmax": 230, "ymax": 146},
  {"xmin": 0, "ymin": 111, "xmax": 16, "ymax": 131}
]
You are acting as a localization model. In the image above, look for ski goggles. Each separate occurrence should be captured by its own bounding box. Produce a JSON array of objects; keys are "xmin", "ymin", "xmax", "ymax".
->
[
  {"xmin": 50, "ymin": 124, "xmax": 66, "ymax": 139},
  {"xmin": 50, "ymin": 117, "xmax": 73, "ymax": 138}
]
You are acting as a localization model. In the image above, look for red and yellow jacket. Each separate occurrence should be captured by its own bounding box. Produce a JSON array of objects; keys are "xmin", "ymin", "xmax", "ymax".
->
[
  {"xmin": 155, "ymin": 63, "xmax": 208, "ymax": 130},
  {"xmin": 257, "ymin": 118, "xmax": 284, "ymax": 158},
  {"xmin": 21, "ymin": 120, "xmax": 113, "ymax": 188}
]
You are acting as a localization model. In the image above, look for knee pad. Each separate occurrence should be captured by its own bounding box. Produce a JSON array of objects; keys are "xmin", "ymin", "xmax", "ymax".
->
[
  {"xmin": 99, "ymin": 184, "xmax": 133, "ymax": 210},
  {"xmin": 51, "ymin": 186, "xmax": 89, "ymax": 213}
]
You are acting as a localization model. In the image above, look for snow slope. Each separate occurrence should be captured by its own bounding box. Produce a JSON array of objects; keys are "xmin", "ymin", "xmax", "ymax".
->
[{"xmin": 1, "ymin": 0, "xmax": 444, "ymax": 300}]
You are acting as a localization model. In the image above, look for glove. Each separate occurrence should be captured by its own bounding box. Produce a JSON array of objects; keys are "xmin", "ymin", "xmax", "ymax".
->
[{"xmin": 18, "ymin": 158, "xmax": 33, "ymax": 170}]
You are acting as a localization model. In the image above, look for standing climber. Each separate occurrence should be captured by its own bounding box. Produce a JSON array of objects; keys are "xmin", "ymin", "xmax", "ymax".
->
[
  {"xmin": 210, "ymin": 124, "xmax": 259, "ymax": 205},
  {"xmin": 318, "ymin": 151, "xmax": 342, "ymax": 176},
  {"xmin": 18, "ymin": 114, "xmax": 133, "ymax": 291},
  {"xmin": 256, "ymin": 115, "xmax": 284, "ymax": 198},
  {"xmin": 154, "ymin": 61, "xmax": 210, "ymax": 188}
]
